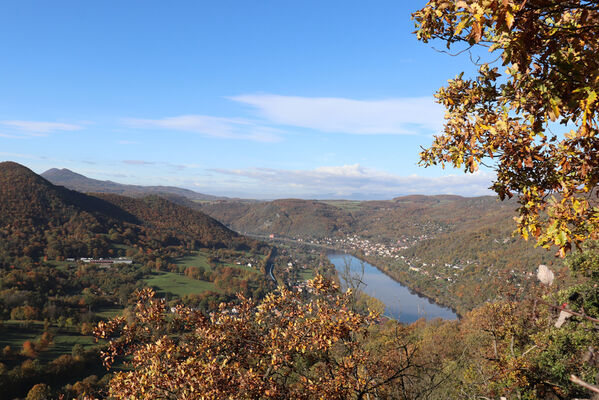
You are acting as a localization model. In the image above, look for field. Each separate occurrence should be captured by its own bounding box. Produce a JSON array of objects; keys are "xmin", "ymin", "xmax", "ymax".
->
[
  {"xmin": 95, "ymin": 306, "xmax": 123, "ymax": 319},
  {"xmin": 46, "ymin": 260, "xmax": 76, "ymax": 270},
  {"xmin": 0, "ymin": 321, "xmax": 96, "ymax": 362},
  {"xmin": 299, "ymin": 268, "xmax": 315, "ymax": 281},
  {"xmin": 176, "ymin": 250, "xmax": 262, "ymax": 274},
  {"xmin": 145, "ymin": 271, "xmax": 218, "ymax": 298},
  {"xmin": 176, "ymin": 251, "xmax": 212, "ymax": 270}
]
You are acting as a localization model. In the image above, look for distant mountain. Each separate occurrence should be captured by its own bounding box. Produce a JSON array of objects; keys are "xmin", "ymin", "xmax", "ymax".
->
[
  {"xmin": 199, "ymin": 199, "xmax": 355, "ymax": 238},
  {"xmin": 41, "ymin": 168, "xmax": 226, "ymax": 201},
  {"xmin": 196, "ymin": 195, "xmax": 515, "ymax": 239},
  {"xmin": 0, "ymin": 162, "xmax": 251, "ymax": 263}
]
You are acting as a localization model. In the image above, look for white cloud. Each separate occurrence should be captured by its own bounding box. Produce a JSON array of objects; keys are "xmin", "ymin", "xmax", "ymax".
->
[
  {"xmin": 229, "ymin": 94, "xmax": 444, "ymax": 135},
  {"xmin": 1, "ymin": 120, "xmax": 83, "ymax": 134},
  {"xmin": 124, "ymin": 115, "xmax": 282, "ymax": 142},
  {"xmin": 210, "ymin": 164, "xmax": 494, "ymax": 199},
  {"xmin": 122, "ymin": 94, "xmax": 444, "ymax": 142}
]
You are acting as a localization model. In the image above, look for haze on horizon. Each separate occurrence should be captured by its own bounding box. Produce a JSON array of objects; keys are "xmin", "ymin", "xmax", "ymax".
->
[{"xmin": 0, "ymin": 1, "xmax": 493, "ymax": 199}]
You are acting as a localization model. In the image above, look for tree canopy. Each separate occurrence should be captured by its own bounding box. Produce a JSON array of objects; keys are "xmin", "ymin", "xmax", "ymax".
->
[
  {"xmin": 414, "ymin": 0, "xmax": 599, "ymax": 256},
  {"xmin": 95, "ymin": 278, "xmax": 422, "ymax": 400}
]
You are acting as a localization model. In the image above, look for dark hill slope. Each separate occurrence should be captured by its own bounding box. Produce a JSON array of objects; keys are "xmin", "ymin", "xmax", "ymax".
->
[
  {"xmin": 93, "ymin": 194, "xmax": 239, "ymax": 247},
  {"xmin": 0, "ymin": 161, "xmax": 137, "ymax": 228},
  {"xmin": 0, "ymin": 162, "xmax": 250, "ymax": 264},
  {"xmin": 42, "ymin": 167, "xmax": 224, "ymax": 201}
]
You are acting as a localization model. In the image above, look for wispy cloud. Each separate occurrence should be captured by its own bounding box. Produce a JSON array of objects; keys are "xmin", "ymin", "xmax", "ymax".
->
[
  {"xmin": 210, "ymin": 164, "xmax": 494, "ymax": 199},
  {"xmin": 121, "ymin": 159, "xmax": 201, "ymax": 171},
  {"xmin": 1, "ymin": 120, "xmax": 83, "ymax": 135},
  {"xmin": 123, "ymin": 115, "xmax": 282, "ymax": 142},
  {"xmin": 229, "ymin": 95, "xmax": 444, "ymax": 135},
  {"xmin": 123, "ymin": 160, "xmax": 156, "ymax": 166}
]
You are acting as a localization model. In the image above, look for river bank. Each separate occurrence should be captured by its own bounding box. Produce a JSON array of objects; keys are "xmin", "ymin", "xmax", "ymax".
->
[
  {"xmin": 247, "ymin": 233, "xmax": 463, "ymax": 317},
  {"xmin": 328, "ymin": 253, "xmax": 457, "ymax": 323}
]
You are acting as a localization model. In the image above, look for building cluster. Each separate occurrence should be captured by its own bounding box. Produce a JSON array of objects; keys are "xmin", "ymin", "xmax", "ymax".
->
[{"xmin": 78, "ymin": 257, "xmax": 133, "ymax": 265}]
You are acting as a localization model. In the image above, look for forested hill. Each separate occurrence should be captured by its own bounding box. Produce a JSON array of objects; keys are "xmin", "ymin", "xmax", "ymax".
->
[
  {"xmin": 197, "ymin": 199, "xmax": 355, "ymax": 238},
  {"xmin": 0, "ymin": 162, "xmax": 253, "ymax": 264},
  {"xmin": 197, "ymin": 195, "xmax": 518, "ymax": 240},
  {"xmin": 41, "ymin": 167, "xmax": 225, "ymax": 201}
]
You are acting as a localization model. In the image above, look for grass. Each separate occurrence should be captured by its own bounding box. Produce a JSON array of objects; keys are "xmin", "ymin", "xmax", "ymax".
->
[
  {"xmin": 0, "ymin": 321, "xmax": 97, "ymax": 362},
  {"xmin": 46, "ymin": 260, "xmax": 76, "ymax": 270},
  {"xmin": 42, "ymin": 331, "xmax": 96, "ymax": 361},
  {"xmin": 0, "ymin": 321, "xmax": 42, "ymax": 348},
  {"xmin": 145, "ymin": 271, "xmax": 218, "ymax": 297},
  {"xmin": 176, "ymin": 250, "xmax": 261, "ymax": 274},
  {"xmin": 175, "ymin": 251, "xmax": 212, "ymax": 270},
  {"xmin": 299, "ymin": 269, "xmax": 315, "ymax": 281},
  {"xmin": 95, "ymin": 306, "xmax": 123, "ymax": 320},
  {"xmin": 223, "ymin": 262, "xmax": 259, "ymax": 274},
  {"xmin": 162, "ymin": 250, "xmax": 263, "ymax": 298}
]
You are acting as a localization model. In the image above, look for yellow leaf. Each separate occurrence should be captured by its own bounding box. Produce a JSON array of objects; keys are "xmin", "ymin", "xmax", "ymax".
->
[
  {"xmin": 455, "ymin": 18, "xmax": 469, "ymax": 35},
  {"xmin": 505, "ymin": 11, "xmax": 514, "ymax": 28}
]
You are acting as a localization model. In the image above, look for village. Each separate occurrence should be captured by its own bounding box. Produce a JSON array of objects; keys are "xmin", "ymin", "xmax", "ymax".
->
[{"xmin": 268, "ymin": 231, "xmax": 537, "ymax": 290}]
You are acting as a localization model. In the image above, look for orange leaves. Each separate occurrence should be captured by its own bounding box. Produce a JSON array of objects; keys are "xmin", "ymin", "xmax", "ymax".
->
[
  {"xmin": 414, "ymin": 0, "xmax": 599, "ymax": 256},
  {"xmin": 95, "ymin": 279, "xmax": 415, "ymax": 399}
]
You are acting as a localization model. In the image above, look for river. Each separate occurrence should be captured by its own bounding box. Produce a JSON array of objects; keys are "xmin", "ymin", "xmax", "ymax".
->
[{"xmin": 328, "ymin": 253, "xmax": 457, "ymax": 323}]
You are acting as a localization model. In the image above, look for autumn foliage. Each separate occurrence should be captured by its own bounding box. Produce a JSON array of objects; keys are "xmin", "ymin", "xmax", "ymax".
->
[
  {"xmin": 414, "ymin": 0, "xmax": 599, "ymax": 256},
  {"xmin": 95, "ymin": 277, "xmax": 419, "ymax": 399}
]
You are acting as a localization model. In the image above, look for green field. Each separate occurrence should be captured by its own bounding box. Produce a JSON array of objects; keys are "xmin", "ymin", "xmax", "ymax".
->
[
  {"xmin": 0, "ymin": 321, "xmax": 96, "ymax": 362},
  {"xmin": 145, "ymin": 271, "xmax": 218, "ymax": 297},
  {"xmin": 299, "ymin": 269, "xmax": 315, "ymax": 281},
  {"xmin": 175, "ymin": 251, "xmax": 212, "ymax": 270},
  {"xmin": 95, "ymin": 306, "xmax": 123, "ymax": 320},
  {"xmin": 176, "ymin": 250, "xmax": 261, "ymax": 274}
]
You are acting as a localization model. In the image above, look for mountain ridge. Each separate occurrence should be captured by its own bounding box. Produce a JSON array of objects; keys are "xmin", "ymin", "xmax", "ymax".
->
[{"xmin": 41, "ymin": 167, "xmax": 226, "ymax": 201}]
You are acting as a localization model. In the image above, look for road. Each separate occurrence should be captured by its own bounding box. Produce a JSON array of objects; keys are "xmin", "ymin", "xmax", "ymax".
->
[{"xmin": 266, "ymin": 263, "xmax": 276, "ymax": 283}]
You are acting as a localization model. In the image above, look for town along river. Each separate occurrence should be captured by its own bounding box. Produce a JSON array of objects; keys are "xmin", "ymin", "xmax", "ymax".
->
[{"xmin": 328, "ymin": 253, "xmax": 457, "ymax": 323}]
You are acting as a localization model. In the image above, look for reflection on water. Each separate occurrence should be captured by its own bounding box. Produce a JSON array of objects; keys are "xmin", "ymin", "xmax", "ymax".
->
[{"xmin": 328, "ymin": 253, "xmax": 457, "ymax": 323}]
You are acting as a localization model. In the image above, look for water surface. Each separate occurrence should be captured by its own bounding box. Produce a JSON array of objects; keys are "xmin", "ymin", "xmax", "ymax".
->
[{"xmin": 328, "ymin": 253, "xmax": 457, "ymax": 323}]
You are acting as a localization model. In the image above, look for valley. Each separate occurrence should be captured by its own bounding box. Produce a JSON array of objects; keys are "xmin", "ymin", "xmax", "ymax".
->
[{"xmin": 0, "ymin": 163, "xmax": 579, "ymax": 398}]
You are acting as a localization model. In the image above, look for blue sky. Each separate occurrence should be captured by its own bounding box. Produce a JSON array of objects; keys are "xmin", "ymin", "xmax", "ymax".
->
[{"xmin": 0, "ymin": 1, "xmax": 494, "ymax": 199}]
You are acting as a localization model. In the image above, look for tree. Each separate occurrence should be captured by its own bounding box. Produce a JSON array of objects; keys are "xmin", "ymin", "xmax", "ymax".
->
[
  {"xmin": 25, "ymin": 383, "xmax": 52, "ymax": 400},
  {"xmin": 413, "ymin": 0, "xmax": 599, "ymax": 256},
  {"xmin": 95, "ymin": 278, "xmax": 422, "ymax": 400}
]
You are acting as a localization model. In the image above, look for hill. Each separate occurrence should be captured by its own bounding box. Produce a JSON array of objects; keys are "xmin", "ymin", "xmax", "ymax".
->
[
  {"xmin": 41, "ymin": 167, "xmax": 225, "ymax": 201},
  {"xmin": 199, "ymin": 199, "xmax": 353, "ymax": 238},
  {"xmin": 197, "ymin": 195, "xmax": 516, "ymax": 240},
  {"xmin": 0, "ymin": 162, "xmax": 250, "ymax": 264}
]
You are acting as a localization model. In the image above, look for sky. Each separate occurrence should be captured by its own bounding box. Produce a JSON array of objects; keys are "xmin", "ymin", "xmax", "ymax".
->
[{"xmin": 0, "ymin": 1, "xmax": 496, "ymax": 199}]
